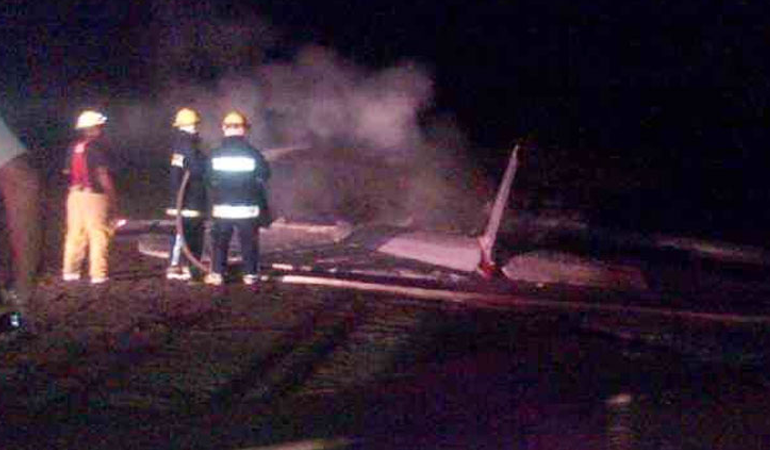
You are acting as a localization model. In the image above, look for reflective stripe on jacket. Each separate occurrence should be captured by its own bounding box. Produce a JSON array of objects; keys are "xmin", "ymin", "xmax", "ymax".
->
[
  {"xmin": 165, "ymin": 208, "xmax": 202, "ymax": 218},
  {"xmin": 211, "ymin": 204, "xmax": 261, "ymax": 219},
  {"xmin": 211, "ymin": 156, "xmax": 257, "ymax": 172}
]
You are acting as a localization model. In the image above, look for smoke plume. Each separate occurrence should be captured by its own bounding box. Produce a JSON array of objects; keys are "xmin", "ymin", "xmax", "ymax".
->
[{"xmin": 114, "ymin": 2, "xmax": 491, "ymax": 230}]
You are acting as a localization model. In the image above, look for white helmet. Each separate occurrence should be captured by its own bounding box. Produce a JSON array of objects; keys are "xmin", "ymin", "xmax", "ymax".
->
[{"xmin": 75, "ymin": 110, "xmax": 107, "ymax": 129}]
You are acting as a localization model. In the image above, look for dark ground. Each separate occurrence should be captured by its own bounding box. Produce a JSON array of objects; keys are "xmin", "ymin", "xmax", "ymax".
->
[
  {"xmin": 1, "ymin": 240, "xmax": 769, "ymax": 449},
  {"xmin": 3, "ymin": 220, "xmax": 770, "ymax": 448},
  {"xmin": 2, "ymin": 168, "xmax": 770, "ymax": 449}
]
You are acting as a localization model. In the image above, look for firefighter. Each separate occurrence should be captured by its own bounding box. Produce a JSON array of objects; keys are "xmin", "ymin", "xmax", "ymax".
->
[
  {"xmin": 166, "ymin": 108, "xmax": 207, "ymax": 282},
  {"xmin": 62, "ymin": 110, "xmax": 117, "ymax": 284},
  {"xmin": 204, "ymin": 111, "xmax": 271, "ymax": 286},
  {"xmin": 0, "ymin": 113, "xmax": 40, "ymax": 333}
]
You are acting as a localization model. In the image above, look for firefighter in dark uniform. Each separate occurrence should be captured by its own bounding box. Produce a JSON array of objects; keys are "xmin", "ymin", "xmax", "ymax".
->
[
  {"xmin": 166, "ymin": 108, "xmax": 207, "ymax": 281},
  {"xmin": 204, "ymin": 111, "xmax": 270, "ymax": 286}
]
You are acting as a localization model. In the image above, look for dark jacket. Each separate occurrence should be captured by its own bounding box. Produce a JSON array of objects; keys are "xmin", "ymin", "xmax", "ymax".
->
[
  {"xmin": 167, "ymin": 130, "xmax": 207, "ymax": 215},
  {"xmin": 208, "ymin": 136, "xmax": 271, "ymax": 225},
  {"xmin": 64, "ymin": 135, "xmax": 112, "ymax": 194}
]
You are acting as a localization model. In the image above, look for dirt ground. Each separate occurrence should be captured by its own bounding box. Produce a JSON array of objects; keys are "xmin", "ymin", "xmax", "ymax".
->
[
  {"xmin": 5, "ymin": 174, "xmax": 770, "ymax": 449},
  {"xmin": 0, "ymin": 238, "xmax": 407, "ymax": 448}
]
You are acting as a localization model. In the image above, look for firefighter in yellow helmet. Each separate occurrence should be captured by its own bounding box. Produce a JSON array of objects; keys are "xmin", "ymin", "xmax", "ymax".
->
[
  {"xmin": 62, "ymin": 109, "xmax": 117, "ymax": 284},
  {"xmin": 204, "ymin": 111, "xmax": 271, "ymax": 286},
  {"xmin": 165, "ymin": 107, "xmax": 207, "ymax": 282}
]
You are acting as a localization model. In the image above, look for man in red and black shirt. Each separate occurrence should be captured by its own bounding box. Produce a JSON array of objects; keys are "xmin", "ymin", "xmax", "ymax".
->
[{"xmin": 62, "ymin": 110, "xmax": 117, "ymax": 284}]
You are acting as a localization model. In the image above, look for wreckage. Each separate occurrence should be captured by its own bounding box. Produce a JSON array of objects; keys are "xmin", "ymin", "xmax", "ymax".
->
[{"xmin": 123, "ymin": 142, "xmax": 770, "ymax": 361}]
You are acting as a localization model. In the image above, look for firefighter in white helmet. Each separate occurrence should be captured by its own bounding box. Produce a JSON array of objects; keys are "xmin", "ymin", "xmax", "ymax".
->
[
  {"xmin": 204, "ymin": 111, "xmax": 271, "ymax": 286},
  {"xmin": 61, "ymin": 109, "xmax": 117, "ymax": 284},
  {"xmin": 165, "ymin": 107, "xmax": 207, "ymax": 282}
]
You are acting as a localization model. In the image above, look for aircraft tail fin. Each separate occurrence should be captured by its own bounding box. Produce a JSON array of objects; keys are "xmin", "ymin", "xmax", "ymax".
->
[{"xmin": 477, "ymin": 142, "xmax": 523, "ymax": 278}]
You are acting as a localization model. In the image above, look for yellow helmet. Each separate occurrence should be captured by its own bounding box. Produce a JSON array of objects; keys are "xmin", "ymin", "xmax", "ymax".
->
[
  {"xmin": 75, "ymin": 110, "xmax": 107, "ymax": 129},
  {"xmin": 222, "ymin": 111, "xmax": 248, "ymax": 128},
  {"xmin": 173, "ymin": 108, "xmax": 201, "ymax": 127}
]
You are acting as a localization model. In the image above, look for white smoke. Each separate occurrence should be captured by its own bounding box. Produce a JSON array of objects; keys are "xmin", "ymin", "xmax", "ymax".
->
[
  {"xmin": 257, "ymin": 46, "xmax": 433, "ymax": 152},
  {"xmin": 153, "ymin": 44, "xmax": 433, "ymax": 157},
  {"xmin": 111, "ymin": 2, "xmax": 489, "ymax": 229}
]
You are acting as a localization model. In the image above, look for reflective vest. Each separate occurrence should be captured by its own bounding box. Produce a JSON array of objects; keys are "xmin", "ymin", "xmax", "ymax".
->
[
  {"xmin": 64, "ymin": 136, "xmax": 112, "ymax": 194},
  {"xmin": 208, "ymin": 136, "xmax": 270, "ymax": 221}
]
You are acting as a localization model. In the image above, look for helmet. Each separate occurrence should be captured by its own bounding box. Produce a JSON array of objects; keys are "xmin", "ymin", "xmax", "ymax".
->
[
  {"xmin": 75, "ymin": 110, "xmax": 107, "ymax": 129},
  {"xmin": 222, "ymin": 111, "xmax": 248, "ymax": 128},
  {"xmin": 173, "ymin": 108, "xmax": 201, "ymax": 127}
]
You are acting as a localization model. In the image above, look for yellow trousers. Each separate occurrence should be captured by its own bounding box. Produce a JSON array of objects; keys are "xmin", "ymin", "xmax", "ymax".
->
[{"xmin": 62, "ymin": 190, "xmax": 112, "ymax": 279}]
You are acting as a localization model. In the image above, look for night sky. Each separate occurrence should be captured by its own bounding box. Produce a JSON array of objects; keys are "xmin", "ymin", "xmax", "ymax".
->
[{"xmin": 1, "ymin": 1, "xmax": 769, "ymax": 242}]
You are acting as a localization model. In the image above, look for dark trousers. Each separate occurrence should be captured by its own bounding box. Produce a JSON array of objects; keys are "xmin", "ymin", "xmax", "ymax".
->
[
  {"xmin": 211, "ymin": 218, "xmax": 260, "ymax": 275},
  {"xmin": 168, "ymin": 217, "xmax": 205, "ymax": 274}
]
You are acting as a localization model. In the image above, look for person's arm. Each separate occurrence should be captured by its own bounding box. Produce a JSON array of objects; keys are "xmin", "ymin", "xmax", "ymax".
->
[
  {"xmin": 90, "ymin": 141, "xmax": 118, "ymax": 217},
  {"xmin": 95, "ymin": 166, "xmax": 117, "ymax": 214},
  {"xmin": 259, "ymin": 151, "xmax": 271, "ymax": 181},
  {"xmin": 0, "ymin": 154, "xmax": 40, "ymax": 300}
]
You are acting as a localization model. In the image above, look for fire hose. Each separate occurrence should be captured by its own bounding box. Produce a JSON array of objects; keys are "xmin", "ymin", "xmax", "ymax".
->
[{"xmin": 175, "ymin": 170, "xmax": 210, "ymax": 275}]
